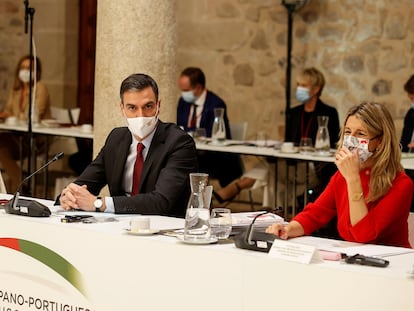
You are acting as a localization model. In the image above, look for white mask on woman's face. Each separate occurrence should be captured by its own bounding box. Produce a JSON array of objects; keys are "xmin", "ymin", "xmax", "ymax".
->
[
  {"xmin": 18, "ymin": 69, "xmax": 31, "ymax": 83},
  {"xmin": 342, "ymin": 135, "xmax": 373, "ymax": 163},
  {"xmin": 125, "ymin": 105, "xmax": 159, "ymax": 140}
]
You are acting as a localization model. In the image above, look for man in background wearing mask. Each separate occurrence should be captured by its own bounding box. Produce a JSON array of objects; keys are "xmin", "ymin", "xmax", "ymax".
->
[
  {"xmin": 176, "ymin": 67, "xmax": 245, "ymax": 194},
  {"xmin": 59, "ymin": 73, "xmax": 197, "ymax": 217}
]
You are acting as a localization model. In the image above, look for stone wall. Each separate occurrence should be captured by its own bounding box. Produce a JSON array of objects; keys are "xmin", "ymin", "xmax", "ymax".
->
[
  {"xmin": 176, "ymin": 0, "xmax": 414, "ymax": 140},
  {"xmin": 1, "ymin": 0, "xmax": 413, "ymax": 140}
]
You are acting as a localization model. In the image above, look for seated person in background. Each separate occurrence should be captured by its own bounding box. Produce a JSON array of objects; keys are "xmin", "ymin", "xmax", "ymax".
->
[
  {"xmin": 399, "ymin": 74, "xmax": 414, "ymax": 211},
  {"xmin": 59, "ymin": 73, "xmax": 197, "ymax": 217},
  {"xmin": 0, "ymin": 55, "xmax": 51, "ymax": 192},
  {"xmin": 177, "ymin": 67, "xmax": 250, "ymax": 200},
  {"xmin": 286, "ymin": 67, "xmax": 340, "ymax": 195},
  {"xmin": 400, "ymin": 74, "xmax": 414, "ymax": 153},
  {"xmin": 266, "ymin": 102, "xmax": 413, "ymax": 248},
  {"xmin": 214, "ymin": 67, "xmax": 340, "ymax": 206}
]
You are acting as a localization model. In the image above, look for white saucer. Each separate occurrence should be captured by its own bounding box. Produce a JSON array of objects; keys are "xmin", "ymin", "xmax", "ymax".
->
[
  {"xmin": 41, "ymin": 119, "xmax": 59, "ymax": 127},
  {"xmin": 279, "ymin": 148, "xmax": 299, "ymax": 154},
  {"xmin": 313, "ymin": 151, "xmax": 334, "ymax": 157},
  {"xmin": 176, "ymin": 235, "xmax": 218, "ymax": 245},
  {"xmin": 124, "ymin": 229, "xmax": 160, "ymax": 236}
]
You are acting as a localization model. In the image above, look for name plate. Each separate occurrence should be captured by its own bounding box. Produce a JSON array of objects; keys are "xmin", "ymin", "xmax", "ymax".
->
[{"xmin": 268, "ymin": 239, "xmax": 322, "ymax": 264}]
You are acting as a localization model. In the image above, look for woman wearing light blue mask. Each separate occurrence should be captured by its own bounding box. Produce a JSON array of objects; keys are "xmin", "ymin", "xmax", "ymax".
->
[{"xmin": 267, "ymin": 102, "xmax": 413, "ymax": 248}]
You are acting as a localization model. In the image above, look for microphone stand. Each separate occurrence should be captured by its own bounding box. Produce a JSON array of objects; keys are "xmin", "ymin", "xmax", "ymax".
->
[
  {"xmin": 24, "ymin": 0, "xmax": 36, "ymax": 196},
  {"xmin": 282, "ymin": 0, "xmax": 296, "ymax": 142},
  {"xmin": 6, "ymin": 152, "xmax": 64, "ymax": 217}
]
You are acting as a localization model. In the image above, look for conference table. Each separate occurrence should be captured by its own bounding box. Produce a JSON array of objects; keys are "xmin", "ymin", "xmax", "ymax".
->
[
  {"xmin": 0, "ymin": 122, "xmax": 94, "ymax": 139},
  {"xmin": 196, "ymin": 140, "xmax": 414, "ymax": 217},
  {"xmin": 0, "ymin": 194, "xmax": 414, "ymax": 310}
]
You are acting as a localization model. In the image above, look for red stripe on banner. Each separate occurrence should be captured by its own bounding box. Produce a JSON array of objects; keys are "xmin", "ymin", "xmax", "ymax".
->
[{"xmin": 0, "ymin": 237, "xmax": 21, "ymax": 251}]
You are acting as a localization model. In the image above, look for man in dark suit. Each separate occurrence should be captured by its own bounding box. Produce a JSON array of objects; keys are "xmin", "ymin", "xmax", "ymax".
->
[
  {"xmin": 59, "ymin": 73, "xmax": 197, "ymax": 217},
  {"xmin": 177, "ymin": 67, "xmax": 243, "ymax": 188}
]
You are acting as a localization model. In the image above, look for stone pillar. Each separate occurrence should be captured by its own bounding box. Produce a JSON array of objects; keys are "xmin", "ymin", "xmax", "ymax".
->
[{"xmin": 94, "ymin": 0, "xmax": 177, "ymax": 153}]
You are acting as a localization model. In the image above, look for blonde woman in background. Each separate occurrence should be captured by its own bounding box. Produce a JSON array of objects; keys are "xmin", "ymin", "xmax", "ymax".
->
[
  {"xmin": 0, "ymin": 55, "xmax": 51, "ymax": 191},
  {"xmin": 267, "ymin": 102, "xmax": 413, "ymax": 248}
]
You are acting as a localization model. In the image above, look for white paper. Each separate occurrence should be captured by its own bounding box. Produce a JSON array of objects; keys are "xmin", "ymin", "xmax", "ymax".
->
[
  {"xmin": 268, "ymin": 239, "xmax": 322, "ymax": 264},
  {"xmin": 231, "ymin": 211, "xmax": 284, "ymax": 227},
  {"xmin": 290, "ymin": 236, "xmax": 414, "ymax": 257}
]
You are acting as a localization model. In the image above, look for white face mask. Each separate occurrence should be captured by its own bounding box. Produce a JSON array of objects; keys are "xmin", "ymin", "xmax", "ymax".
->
[
  {"xmin": 18, "ymin": 69, "xmax": 31, "ymax": 83},
  {"xmin": 181, "ymin": 90, "xmax": 196, "ymax": 103},
  {"xmin": 342, "ymin": 135, "xmax": 373, "ymax": 163},
  {"xmin": 125, "ymin": 105, "xmax": 159, "ymax": 140}
]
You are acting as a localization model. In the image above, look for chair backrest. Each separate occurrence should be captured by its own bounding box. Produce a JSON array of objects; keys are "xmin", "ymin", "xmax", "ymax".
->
[
  {"xmin": 230, "ymin": 122, "xmax": 248, "ymax": 141},
  {"xmin": 0, "ymin": 171, "xmax": 6, "ymax": 194},
  {"xmin": 408, "ymin": 212, "xmax": 414, "ymax": 247},
  {"xmin": 50, "ymin": 106, "xmax": 80, "ymax": 125}
]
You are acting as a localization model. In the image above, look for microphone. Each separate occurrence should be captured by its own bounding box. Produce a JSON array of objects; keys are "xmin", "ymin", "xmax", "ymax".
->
[
  {"xmin": 233, "ymin": 211, "xmax": 278, "ymax": 253},
  {"xmin": 24, "ymin": 0, "xmax": 29, "ymax": 34},
  {"xmin": 5, "ymin": 152, "xmax": 64, "ymax": 217}
]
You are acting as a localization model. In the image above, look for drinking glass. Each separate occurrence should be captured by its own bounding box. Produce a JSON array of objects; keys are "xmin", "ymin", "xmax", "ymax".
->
[
  {"xmin": 299, "ymin": 137, "xmax": 313, "ymax": 155},
  {"xmin": 256, "ymin": 131, "xmax": 268, "ymax": 147},
  {"xmin": 194, "ymin": 128, "xmax": 207, "ymax": 143},
  {"xmin": 210, "ymin": 208, "xmax": 232, "ymax": 240}
]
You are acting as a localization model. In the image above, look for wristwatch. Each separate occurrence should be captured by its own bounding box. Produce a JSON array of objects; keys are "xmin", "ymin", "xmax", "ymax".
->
[
  {"xmin": 351, "ymin": 192, "xmax": 363, "ymax": 201},
  {"xmin": 94, "ymin": 196, "xmax": 103, "ymax": 212}
]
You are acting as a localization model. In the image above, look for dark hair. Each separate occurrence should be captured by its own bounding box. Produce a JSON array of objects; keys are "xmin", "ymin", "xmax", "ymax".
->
[
  {"xmin": 180, "ymin": 67, "xmax": 206, "ymax": 88},
  {"xmin": 120, "ymin": 73, "xmax": 159, "ymax": 103},
  {"xmin": 13, "ymin": 55, "xmax": 42, "ymax": 90},
  {"xmin": 403, "ymin": 74, "xmax": 414, "ymax": 94}
]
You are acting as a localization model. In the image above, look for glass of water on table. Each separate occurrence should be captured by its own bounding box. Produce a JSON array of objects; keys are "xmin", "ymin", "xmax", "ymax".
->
[{"xmin": 210, "ymin": 208, "xmax": 232, "ymax": 239}]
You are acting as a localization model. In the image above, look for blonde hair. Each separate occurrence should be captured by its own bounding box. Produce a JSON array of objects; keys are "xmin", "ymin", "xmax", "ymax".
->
[
  {"xmin": 337, "ymin": 102, "xmax": 403, "ymax": 202},
  {"xmin": 298, "ymin": 67, "xmax": 325, "ymax": 96}
]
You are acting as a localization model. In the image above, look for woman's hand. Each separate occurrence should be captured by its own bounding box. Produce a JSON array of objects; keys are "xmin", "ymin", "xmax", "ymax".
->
[
  {"xmin": 265, "ymin": 221, "xmax": 304, "ymax": 239},
  {"xmin": 334, "ymin": 147, "xmax": 360, "ymax": 182},
  {"xmin": 266, "ymin": 223, "xmax": 288, "ymax": 239}
]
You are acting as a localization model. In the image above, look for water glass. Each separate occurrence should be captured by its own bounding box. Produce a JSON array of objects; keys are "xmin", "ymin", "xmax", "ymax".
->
[
  {"xmin": 256, "ymin": 131, "xmax": 268, "ymax": 147},
  {"xmin": 194, "ymin": 128, "xmax": 207, "ymax": 143},
  {"xmin": 299, "ymin": 137, "xmax": 313, "ymax": 155},
  {"xmin": 210, "ymin": 208, "xmax": 232, "ymax": 240}
]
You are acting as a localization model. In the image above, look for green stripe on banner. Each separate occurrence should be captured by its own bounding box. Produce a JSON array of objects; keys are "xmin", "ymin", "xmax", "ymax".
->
[{"xmin": 16, "ymin": 239, "xmax": 86, "ymax": 297}]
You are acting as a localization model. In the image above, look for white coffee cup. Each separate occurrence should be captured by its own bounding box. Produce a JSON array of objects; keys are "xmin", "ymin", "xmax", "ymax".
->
[
  {"xmin": 81, "ymin": 124, "xmax": 93, "ymax": 133},
  {"xmin": 5, "ymin": 116, "xmax": 17, "ymax": 125},
  {"xmin": 281, "ymin": 142, "xmax": 294, "ymax": 152},
  {"xmin": 130, "ymin": 216, "xmax": 150, "ymax": 232}
]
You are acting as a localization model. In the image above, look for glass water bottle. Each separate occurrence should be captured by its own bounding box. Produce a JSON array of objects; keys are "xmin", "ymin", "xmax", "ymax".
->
[{"xmin": 314, "ymin": 115, "xmax": 330, "ymax": 155}]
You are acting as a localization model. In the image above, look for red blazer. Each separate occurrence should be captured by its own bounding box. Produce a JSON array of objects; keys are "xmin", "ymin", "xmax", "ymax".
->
[{"xmin": 294, "ymin": 170, "xmax": 413, "ymax": 248}]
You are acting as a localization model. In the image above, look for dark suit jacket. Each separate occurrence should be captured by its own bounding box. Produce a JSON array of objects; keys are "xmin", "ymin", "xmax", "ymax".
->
[
  {"xmin": 73, "ymin": 121, "xmax": 197, "ymax": 217},
  {"xmin": 176, "ymin": 90, "xmax": 243, "ymax": 187},
  {"xmin": 176, "ymin": 90, "xmax": 232, "ymax": 138},
  {"xmin": 400, "ymin": 107, "xmax": 414, "ymax": 152},
  {"xmin": 286, "ymin": 98, "xmax": 340, "ymax": 148}
]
